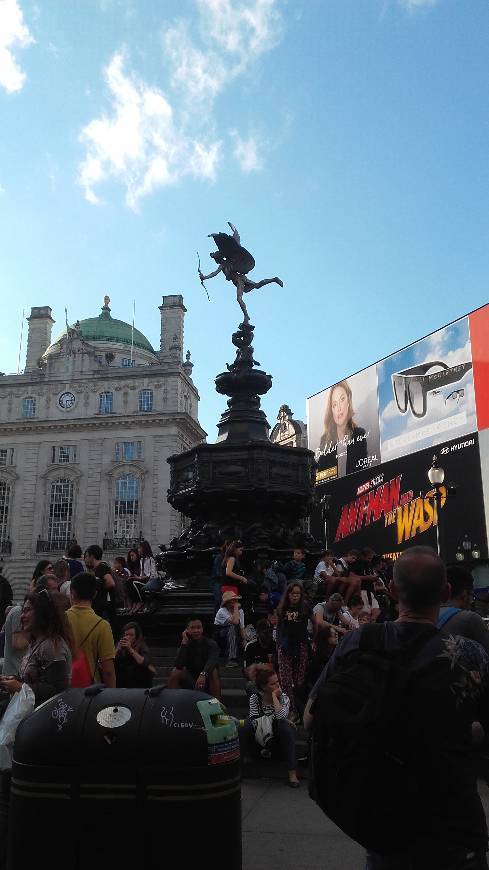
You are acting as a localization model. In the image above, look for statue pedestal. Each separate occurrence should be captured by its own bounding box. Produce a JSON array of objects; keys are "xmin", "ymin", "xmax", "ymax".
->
[{"xmin": 164, "ymin": 321, "xmax": 318, "ymax": 585}]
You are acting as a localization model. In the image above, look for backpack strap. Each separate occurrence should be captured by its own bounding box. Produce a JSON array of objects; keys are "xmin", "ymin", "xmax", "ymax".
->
[
  {"xmin": 79, "ymin": 618, "xmax": 103, "ymax": 649},
  {"xmin": 437, "ymin": 607, "xmax": 461, "ymax": 630}
]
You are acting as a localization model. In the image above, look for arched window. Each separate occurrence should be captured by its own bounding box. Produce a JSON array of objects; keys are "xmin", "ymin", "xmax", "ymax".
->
[
  {"xmin": 99, "ymin": 391, "xmax": 113, "ymax": 414},
  {"xmin": 48, "ymin": 478, "xmax": 74, "ymax": 548},
  {"xmin": 114, "ymin": 474, "xmax": 140, "ymax": 538},
  {"xmin": 0, "ymin": 480, "xmax": 11, "ymax": 544}
]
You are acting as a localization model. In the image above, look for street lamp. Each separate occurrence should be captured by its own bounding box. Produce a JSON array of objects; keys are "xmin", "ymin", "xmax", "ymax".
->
[{"xmin": 428, "ymin": 455, "xmax": 445, "ymax": 558}]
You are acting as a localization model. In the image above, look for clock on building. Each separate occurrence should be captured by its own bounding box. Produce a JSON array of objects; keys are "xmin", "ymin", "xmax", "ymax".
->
[{"xmin": 58, "ymin": 391, "xmax": 76, "ymax": 410}]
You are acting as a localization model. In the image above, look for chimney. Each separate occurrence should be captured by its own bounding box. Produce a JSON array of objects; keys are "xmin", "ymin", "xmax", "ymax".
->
[
  {"xmin": 159, "ymin": 295, "xmax": 186, "ymax": 362},
  {"xmin": 25, "ymin": 306, "xmax": 55, "ymax": 372}
]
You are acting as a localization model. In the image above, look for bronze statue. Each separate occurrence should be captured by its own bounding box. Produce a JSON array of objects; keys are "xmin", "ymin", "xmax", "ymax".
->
[{"xmin": 198, "ymin": 222, "xmax": 283, "ymax": 323}]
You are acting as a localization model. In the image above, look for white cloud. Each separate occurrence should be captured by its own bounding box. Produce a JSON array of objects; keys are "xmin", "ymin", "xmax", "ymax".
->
[
  {"xmin": 78, "ymin": 50, "xmax": 222, "ymax": 210},
  {"xmin": 0, "ymin": 0, "xmax": 34, "ymax": 93},
  {"xmin": 230, "ymin": 130, "xmax": 263, "ymax": 173},
  {"xmin": 78, "ymin": 0, "xmax": 283, "ymax": 207},
  {"xmin": 399, "ymin": 0, "xmax": 438, "ymax": 9}
]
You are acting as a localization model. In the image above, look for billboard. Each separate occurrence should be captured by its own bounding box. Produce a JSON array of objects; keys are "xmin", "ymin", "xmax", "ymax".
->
[
  {"xmin": 378, "ymin": 316, "xmax": 476, "ymax": 463},
  {"xmin": 308, "ymin": 367, "xmax": 381, "ymax": 484},
  {"xmin": 307, "ymin": 304, "xmax": 489, "ymax": 559},
  {"xmin": 307, "ymin": 304, "xmax": 489, "ymax": 478},
  {"xmin": 310, "ymin": 434, "xmax": 487, "ymax": 562}
]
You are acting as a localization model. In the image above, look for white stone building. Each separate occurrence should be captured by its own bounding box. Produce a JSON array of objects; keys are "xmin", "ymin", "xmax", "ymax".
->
[
  {"xmin": 0, "ymin": 295, "xmax": 205, "ymax": 597},
  {"xmin": 270, "ymin": 404, "xmax": 307, "ymax": 448}
]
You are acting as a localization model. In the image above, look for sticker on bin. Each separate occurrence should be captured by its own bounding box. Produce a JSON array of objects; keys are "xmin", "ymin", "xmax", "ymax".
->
[
  {"xmin": 208, "ymin": 737, "xmax": 240, "ymax": 766},
  {"xmin": 96, "ymin": 706, "xmax": 132, "ymax": 729}
]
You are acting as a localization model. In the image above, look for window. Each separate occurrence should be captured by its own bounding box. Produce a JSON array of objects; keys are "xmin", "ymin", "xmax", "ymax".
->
[
  {"xmin": 48, "ymin": 478, "xmax": 74, "ymax": 548},
  {"xmin": 114, "ymin": 474, "xmax": 139, "ymax": 538},
  {"xmin": 99, "ymin": 391, "xmax": 113, "ymax": 414},
  {"xmin": 139, "ymin": 389, "xmax": 153, "ymax": 412},
  {"xmin": 115, "ymin": 441, "xmax": 142, "ymax": 461},
  {"xmin": 51, "ymin": 445, "xmax": 77, "ymax": 464},
  {"xmin": 121, "ymin": 358, "xmax": 135, "ymax": 367},
  {"xmin": 0, "ymin": 480, "xmax": 10, "ymax": 544},
  {"xmin": 22, "ymin": 397, "xmax": 36, "ymax": 418},
  {"xmin": 0, "ymin": 449, "xmax": 13, "ymax": 467}
]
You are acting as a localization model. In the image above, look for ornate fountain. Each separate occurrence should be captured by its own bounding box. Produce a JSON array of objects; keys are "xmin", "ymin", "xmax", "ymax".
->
[{"xmin": 162, "ymin": 223, "xmax": 318, "ymax": 585}]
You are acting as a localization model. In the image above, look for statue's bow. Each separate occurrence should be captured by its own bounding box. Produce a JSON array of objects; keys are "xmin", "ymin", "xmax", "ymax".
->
[{"xmin": 197, "ymin": 252, "xmax": 210, "ymax": 301}]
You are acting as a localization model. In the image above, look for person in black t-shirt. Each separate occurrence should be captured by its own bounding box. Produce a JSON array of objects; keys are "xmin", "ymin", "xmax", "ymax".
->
[
  {"xmin": 115, "ymin": 621, "xmax": 155, "ymax": 688},
  {"xmin": 277, "ymin": 583, "xmax": 311, "ymax": 721},
  {"xmin": 84, "ymin": 545, "xmax": 116, "ymax": 623},
  {"xmin": 244, "ymin": 619, "xmax": 276, "ymax": 679},
  {"xmin": 168, "ymin": 617, "xmax": 221, "ymax": 698}
]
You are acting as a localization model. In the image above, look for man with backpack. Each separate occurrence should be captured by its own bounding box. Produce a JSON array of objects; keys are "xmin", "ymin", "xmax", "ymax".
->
[
  {"xmin": 67, "ymin": 572, "xmax": 116, "ymax": 688},
  {"xmin": 308, "ymin": 546, "xmax": 489, "ymax": 870}
]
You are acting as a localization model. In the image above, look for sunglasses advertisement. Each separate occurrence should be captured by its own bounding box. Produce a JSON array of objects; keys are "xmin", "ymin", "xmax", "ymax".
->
[{"xmin": 377, "ymin": 316, "xmax": 476, "ymax": 463}]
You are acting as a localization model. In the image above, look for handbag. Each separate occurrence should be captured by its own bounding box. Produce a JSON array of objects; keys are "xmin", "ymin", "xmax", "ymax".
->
[
  {"xmin": 251, "ymin": 693, "xmax": 274, "ymax": 749},
  {"xmin": 0, "ymin": 684, "xmax": 35, "ymax": 771}
]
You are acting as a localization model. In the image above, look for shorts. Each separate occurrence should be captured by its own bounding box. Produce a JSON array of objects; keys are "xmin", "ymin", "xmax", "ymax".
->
[{"xmin": 361, "ymin": 590, "xmax": 379, "ymax": 613}]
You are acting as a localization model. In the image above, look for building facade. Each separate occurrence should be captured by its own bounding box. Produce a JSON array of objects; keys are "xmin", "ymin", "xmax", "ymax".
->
[
  {"xmin": 270, "ymin": 404, "xmax": 308, "ymax": 448},
  {"xmin": 0, "ymin": 295, "xmax": 205, "ymax": 597}
]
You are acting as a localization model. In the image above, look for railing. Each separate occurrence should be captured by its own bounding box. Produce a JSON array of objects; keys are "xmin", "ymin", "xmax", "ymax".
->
[
  {"xmin": 36, "ymin": 537, "xmax": 77, "ymax": 554},
  {"xmin": 103, "ymin": 534, "xmax": 144, "ymax": 550},
  {"xmin": 0, "ymin": 539, "xmax": 12, "ymax": 554}
]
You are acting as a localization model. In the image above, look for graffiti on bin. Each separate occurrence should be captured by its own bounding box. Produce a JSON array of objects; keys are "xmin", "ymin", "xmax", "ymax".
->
[
  {"xmin": 160, "ymin": 706, "xmax": 199, "ymax": 729},
  {"xmin": 52, "ymin": 697, "xmax": 74, "ymax": 732}
]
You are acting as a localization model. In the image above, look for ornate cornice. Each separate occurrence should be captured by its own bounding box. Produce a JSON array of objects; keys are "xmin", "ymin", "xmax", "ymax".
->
[{"xmin": 0, "ymin": 413, "xmax": 206, "ymax": 440}]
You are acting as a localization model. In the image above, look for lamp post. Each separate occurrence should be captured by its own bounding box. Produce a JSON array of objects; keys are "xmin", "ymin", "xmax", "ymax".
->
[
  {"xmin": 428, "ymin": 454, "xmax": 445, "ymax": 559},
  {"xmin": 320, "ymin": 494, "xmax": 331, "ymax": 549}
]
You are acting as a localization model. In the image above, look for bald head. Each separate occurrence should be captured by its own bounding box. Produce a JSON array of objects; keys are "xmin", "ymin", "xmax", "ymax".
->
[{"xmin": 393, "ymin": 546, "xmax": 447, "ymax": 611}]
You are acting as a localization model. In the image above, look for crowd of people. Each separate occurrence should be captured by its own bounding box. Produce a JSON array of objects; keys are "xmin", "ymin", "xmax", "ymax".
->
[
  {"xmin": 1, "ymin": 538, "xmax": 489, "ymax": 868},
  {"xmin": 0, "ymin": 541, "xmax": 160, "ymax": 709}
]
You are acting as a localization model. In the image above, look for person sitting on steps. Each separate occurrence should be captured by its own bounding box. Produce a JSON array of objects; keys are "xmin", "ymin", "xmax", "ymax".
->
[
  {"xmin": 168, "ymin": 616, "xmax": 221, "ymax": 698},
  {"xmin": 214, "ymin": 591, "xmax": 245, "ymax": 668},
  {"xmin": 240, "ymin": 664, "xmax": 300, "ymax": 789}
]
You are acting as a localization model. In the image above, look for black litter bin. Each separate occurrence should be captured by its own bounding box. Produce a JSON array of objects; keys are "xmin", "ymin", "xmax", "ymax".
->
[{"xmin": 7, "ymin": 686, "xmax": 241, "ymax": 869}]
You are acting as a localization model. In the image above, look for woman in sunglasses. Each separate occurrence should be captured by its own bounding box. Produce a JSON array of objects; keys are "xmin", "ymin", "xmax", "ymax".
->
[
  {"xmin": 0, "ymin": 592, "xmax": 73, "ymax": 705},
  {"xmin": 318, "ymin": 380, "xmax": 368, "ymax": 478}
]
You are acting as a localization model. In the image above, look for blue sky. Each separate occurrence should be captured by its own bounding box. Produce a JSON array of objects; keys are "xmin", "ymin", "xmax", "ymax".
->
[{"xmin": 1, "ymin": 0, "xmax": 488, "ymax": 440}]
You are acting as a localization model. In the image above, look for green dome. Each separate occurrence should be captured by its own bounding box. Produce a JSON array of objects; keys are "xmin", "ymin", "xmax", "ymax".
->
[{"xmin": 54, "ymin": 300, "xmax": 156, "ymax": 354}]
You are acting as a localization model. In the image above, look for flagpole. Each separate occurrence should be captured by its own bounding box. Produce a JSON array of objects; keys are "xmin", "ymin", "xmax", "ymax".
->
[
  {"xmin": 130, "ymin": 300, "xmax": 135, "ymax": 365},
  {"xmin": 16, "ymin": 309, "xmax": 25, "ymax": 374}
]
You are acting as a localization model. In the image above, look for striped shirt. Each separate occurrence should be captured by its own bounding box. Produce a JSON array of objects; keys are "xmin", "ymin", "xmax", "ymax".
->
[{"xmin": 249, "ymin": 691, "xmax": 290, "ymax": 721}]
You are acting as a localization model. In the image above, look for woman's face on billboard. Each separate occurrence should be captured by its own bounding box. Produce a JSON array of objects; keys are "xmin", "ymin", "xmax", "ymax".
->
[{"xmin": 331, "ymin": 386, "xmax": 349, "ymax": 428}]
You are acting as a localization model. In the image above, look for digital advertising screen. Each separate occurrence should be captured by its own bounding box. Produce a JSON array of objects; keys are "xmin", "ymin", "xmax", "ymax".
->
[
  {"xmin": 307, "ymin": 304, "xmax": 489, "ymax": 559},
  {"xmin": 308, "ymin": 366, "xmax": 381, "ymax": 484},
  {"xmin": 311, "ymin": 434, "xmax": 487, "ymax": 562}
]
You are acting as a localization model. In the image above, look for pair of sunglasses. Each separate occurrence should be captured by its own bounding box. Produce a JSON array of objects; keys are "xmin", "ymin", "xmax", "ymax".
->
[{"xmin": 391, "ymin": 360, "xmax": 472, "ymax": 419}]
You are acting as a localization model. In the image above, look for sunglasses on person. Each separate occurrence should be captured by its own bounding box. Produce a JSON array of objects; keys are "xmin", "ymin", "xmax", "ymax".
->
[{"xmin": 391, "ymin": 360, "xmax": 472, "ymax": 419}]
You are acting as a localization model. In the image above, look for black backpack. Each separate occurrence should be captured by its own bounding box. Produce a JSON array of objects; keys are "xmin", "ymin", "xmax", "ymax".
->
[{"xmin": 310, "ymin": 622, "xmax": 442, "ymax": 854}]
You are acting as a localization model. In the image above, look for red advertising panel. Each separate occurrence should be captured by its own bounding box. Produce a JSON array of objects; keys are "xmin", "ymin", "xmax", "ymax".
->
[{"xmin": 469, "ymin": 306, "xmax": 489, "ymax": 432}]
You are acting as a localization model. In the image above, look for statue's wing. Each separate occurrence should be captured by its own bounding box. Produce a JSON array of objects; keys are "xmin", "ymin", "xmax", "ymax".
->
[
  {"xmin": 228, "ymin": 222, "xmax": 241, "ymax": 245},
  {"xmin": 209, "ymin": 231, "xmax": 255, "ymax": 274}
]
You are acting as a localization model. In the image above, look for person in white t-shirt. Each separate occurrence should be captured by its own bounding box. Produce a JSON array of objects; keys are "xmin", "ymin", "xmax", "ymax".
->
[
  {"xmin": 313, "ymin": 550, "xmax": 338, "ymax": 596},
  {"xmin": 214, "ymin": 591, "xmax": 245, "ymax": 667},
  {"xmin": 341, "ymin": 595, "xmax": 365, "ymax": 630}
]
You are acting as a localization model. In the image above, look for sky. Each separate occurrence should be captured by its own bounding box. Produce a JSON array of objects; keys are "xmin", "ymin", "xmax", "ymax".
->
[{"xmin": 1, "ymin": 0, "xmax": 488, "ymax": 440}]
